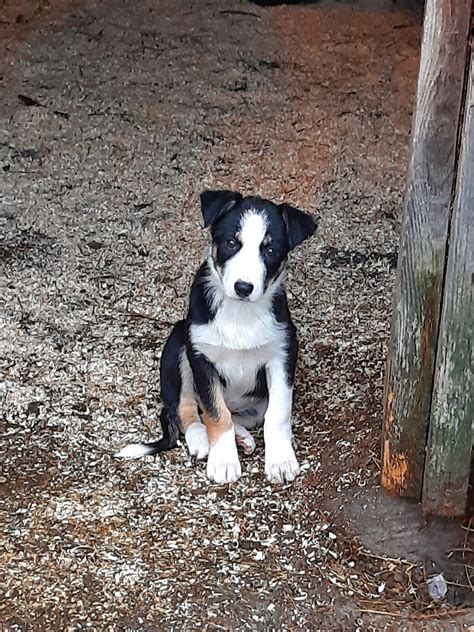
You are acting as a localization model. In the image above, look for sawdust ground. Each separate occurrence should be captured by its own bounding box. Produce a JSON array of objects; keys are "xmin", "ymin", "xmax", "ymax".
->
[{"xmin": 1, "ymin": 0, "xmax": 472, "ymax": 629}]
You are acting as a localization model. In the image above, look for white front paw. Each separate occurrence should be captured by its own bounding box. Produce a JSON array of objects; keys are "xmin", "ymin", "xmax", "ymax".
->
[
  {"xmin": 206, "ymin": 429, "xmax": 241, "ymax": 483},
  {"xmin": 185, "ymin": 422, "xmax": 210, "ymax": 459},
  {"xmin": 265, "ymin": 443, "xmax": 300, "ymax": 484},
  {"xmin": 207, "ymin": 455, "xmax": 241, "ymax": 484}
]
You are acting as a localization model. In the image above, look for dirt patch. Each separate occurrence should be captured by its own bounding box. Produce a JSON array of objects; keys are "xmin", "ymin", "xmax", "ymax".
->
[{"xmin": 344, "ymin": 487, "xmax": 474, "ymax": 606}]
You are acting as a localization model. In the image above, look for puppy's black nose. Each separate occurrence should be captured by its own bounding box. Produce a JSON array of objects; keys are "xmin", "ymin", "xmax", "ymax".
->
[{"xmin": 234, "ymin": 280, "xmax": 254, "ymax": 298}]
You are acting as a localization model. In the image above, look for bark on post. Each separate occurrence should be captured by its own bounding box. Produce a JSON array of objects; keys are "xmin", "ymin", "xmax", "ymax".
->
[
  {"xmin": 422, "ymin": 51, "xmax": 474, "ymax": 517},
  {"xmin": 381, "ymin": 0, "xmax": 472, "ymax": 498}
]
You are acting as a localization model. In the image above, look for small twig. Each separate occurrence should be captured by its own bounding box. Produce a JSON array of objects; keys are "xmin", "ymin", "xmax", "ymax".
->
[
  {"xmin": 462, "ymin": 517, "xmax": 472, "ymax": 555},
  {"xmin": 115, "ymin": 308, "xmax": 175, "ymax": 327},
  {"xmin": 80, "ymin": 433, "xmax": 110, "ymax": 453},
  {"xmin": 410, "ymin": 609, "xmax": 468, "ymax": 621},
  {"xmin": 18, "ymin": 94, "xmax": 44, "ymax": 107},
  {"xmin": 357, "ymin": 549, "xmax": 413, "ymax": 567},
  {"xmin": 449, "ymin": 548, "xmax": 473, "ymax": 554},
  {"xmin": 465, "ymin": 565, "xmax": 474, "ymax": 592},
  {"xmin": 359, "ymin": 609, "xmax": 404, "ymax": 618},
  {"xmin": 18, "ymin": 94, "xmax": 69, "ymax": 119},
  {"xmin": 237, "ymin": 51, "xmax": 260, "ymax": 73},
  {"xmin": 445, "ymin": 580, "xmax": 472, "ymax": 589},
  {"xmin": 360, "ymin": 607, "xmax": 468, "ymax": 621},
  {"xmin": 460, "ymin": 523, "xmax": 474, "ymax": 532},
  {"xmin": 238, "ymin": 93, "xmax": 252, "ymax": 112},
  {"xmin": 287, "ymin": 286, "xmax": 305, "ymax": 308},
  {"xmin": 115, "ymin": 308, "xmax": 157, "ymax": 321},
  {"xmin": 219, "ymin": 10, "xmax": 261, "ymax": 18},
  {"xmin": 112, "ymin": 289, "xmax": 135, "ymax": 305}
]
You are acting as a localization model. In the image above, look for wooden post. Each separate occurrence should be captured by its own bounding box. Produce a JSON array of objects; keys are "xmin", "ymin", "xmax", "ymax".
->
[
  {"xmin": 422, "ymin": 51, "xmax": 474, "ymax": 517},
  {"xmin": 381, "ymin": 0, "xmax": 472, "ymax": 499}
]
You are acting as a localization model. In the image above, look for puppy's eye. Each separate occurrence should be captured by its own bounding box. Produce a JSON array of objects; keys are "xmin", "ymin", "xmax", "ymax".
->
[
  {"xmin": 225, "ymin": 238, "xmax": 237, "ymax": 250},
  {"xmin": 265, "ymin": 246, "xmax": 277, "ymax": 257}
]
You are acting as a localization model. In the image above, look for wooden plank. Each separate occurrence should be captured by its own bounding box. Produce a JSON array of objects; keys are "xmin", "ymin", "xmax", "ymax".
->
[
  {"xmin": 381, "ymin": 0, "xmax": 472, "ymax": 498},
  {"xmin": 422, "ymin": 51, "xmax": 474, "ymax": 517}
]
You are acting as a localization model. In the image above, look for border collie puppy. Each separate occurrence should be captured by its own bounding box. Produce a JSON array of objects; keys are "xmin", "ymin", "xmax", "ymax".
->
[{"xmin": 116, "ymin": 191, "xmax": 317, "ymax": 484}]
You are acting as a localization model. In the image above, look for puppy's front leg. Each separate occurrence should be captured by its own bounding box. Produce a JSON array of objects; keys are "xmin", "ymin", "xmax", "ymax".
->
[
  {"xmin": 188, "ymin": 351, "xmax": 241, "ymax": 484},
  {"xmin": 264, "ymin": 354, "xmax": 300, "ymax": 484}
]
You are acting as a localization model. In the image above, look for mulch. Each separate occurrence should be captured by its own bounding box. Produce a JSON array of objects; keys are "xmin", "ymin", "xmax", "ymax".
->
[{"xmin": 1, "ymin": 0, "xmax": 471, "ymax": 628}]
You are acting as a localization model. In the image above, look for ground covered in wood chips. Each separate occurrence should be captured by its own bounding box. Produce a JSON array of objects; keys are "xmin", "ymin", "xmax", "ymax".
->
[{"xmin": 1, "ymin": 0, "xmax": 472, "ymax": 629}]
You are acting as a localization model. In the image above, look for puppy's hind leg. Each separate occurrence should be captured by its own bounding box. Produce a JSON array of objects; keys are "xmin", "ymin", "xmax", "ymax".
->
[
  {"xmin": 234, "ymin": 423, "xmax": 256, "ymax": 455},
  {"xmin": 231, "ymin": 401, "xmax": 264, "ymax": 455}
]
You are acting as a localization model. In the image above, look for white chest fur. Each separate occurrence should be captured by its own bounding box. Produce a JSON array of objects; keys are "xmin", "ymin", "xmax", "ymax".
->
[
  {"xmin": 193, "ymin": 293, "xmax": 284, "ymax": 350},
  {"xmin": 189, "ymin": 297, "xmax": 286, "ymax": 411}
]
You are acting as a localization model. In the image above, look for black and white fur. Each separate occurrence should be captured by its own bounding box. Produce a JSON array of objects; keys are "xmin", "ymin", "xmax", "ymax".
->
[{"xmin": 116, "ymin": 191, "xmax": 317, "ymax": 484}]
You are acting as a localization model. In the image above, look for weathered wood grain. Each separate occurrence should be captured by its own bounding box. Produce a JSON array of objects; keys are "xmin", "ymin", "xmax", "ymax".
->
[
  {"xmin": 422, "ymin": 51, "xmax": 474, "ymax": 517},
  {"xmin": 381, "ymin": 0, "xmax": 473, "ymax": 498}
]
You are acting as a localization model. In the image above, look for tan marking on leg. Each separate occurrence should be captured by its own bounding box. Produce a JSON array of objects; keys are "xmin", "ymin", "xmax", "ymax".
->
[
  {"xmin": 178, "ymin": 350, "xmax": 200, "ymax": 433},
  {"xmin": 203, "ymin": 384, "xmax": 233, "ymax": 446},
  {"xmin": 178, "ymin": 396, "xmax": 200, "ymax": 433},
  {"xmin": 204, "ymin": 413, "xmax": 233, "ymax": 446}
]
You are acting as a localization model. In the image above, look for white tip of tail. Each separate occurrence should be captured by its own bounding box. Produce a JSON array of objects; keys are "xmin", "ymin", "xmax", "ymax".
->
[{"xmin": 114, "ymin": 443, "xmax": 154, "ymax": 458}]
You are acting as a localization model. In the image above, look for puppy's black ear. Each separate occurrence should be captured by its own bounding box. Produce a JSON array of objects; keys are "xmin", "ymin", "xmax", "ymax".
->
[
  {"xmin": 200, "ymin": 190, "xmax": 242, "ymax": 228},
  {"xmin": 280, "ymin": 204, "xmax": 318, "ymax": 250}
]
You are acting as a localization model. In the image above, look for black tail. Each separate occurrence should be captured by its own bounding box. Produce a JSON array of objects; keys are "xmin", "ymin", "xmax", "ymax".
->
[
  {"xmin": 144, "ymin": 407, "xmax": 180, "ymax": 454},
  {"xmin": 114, "ymin": 407, "xmax": 180, "ymax": 458},
  {"xmin": 115, "ymin": 320, "xmax": 185, "ymax": 459}
]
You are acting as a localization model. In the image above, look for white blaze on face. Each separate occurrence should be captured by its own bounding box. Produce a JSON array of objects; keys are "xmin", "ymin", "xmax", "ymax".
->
[{"xmin": 222, "ymin": 210, "xmax": 267, "ymax": 301}]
